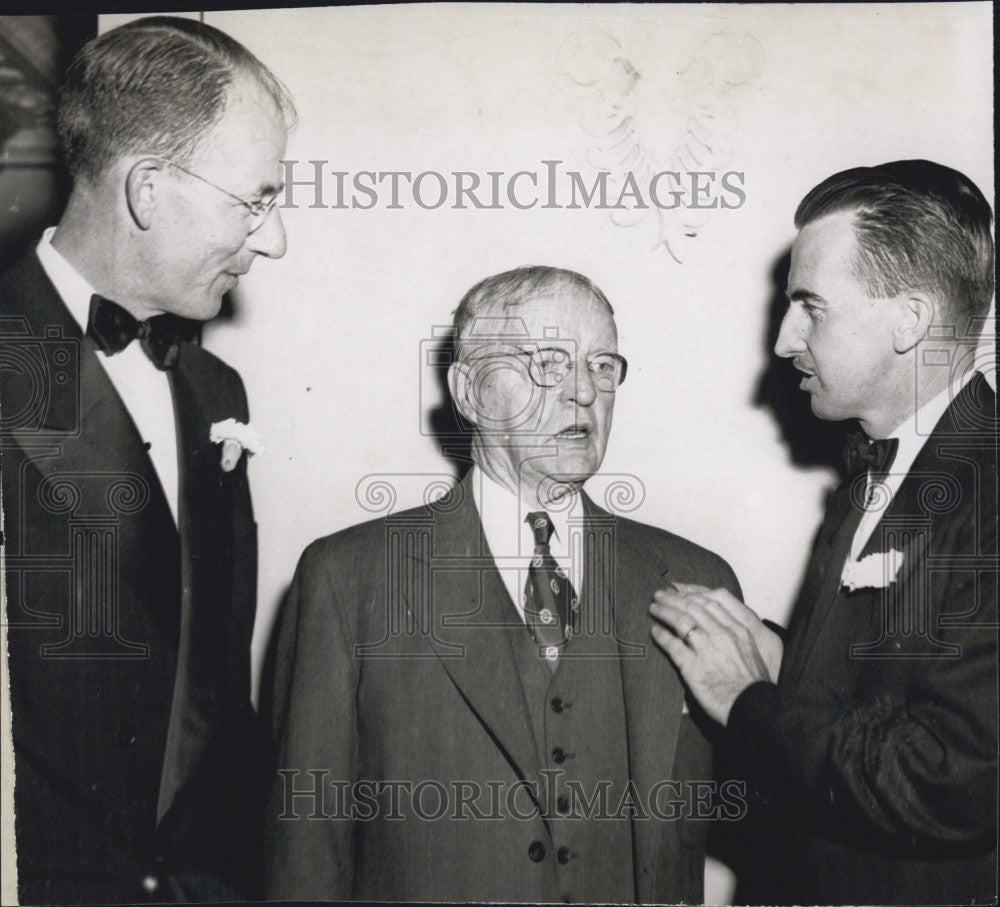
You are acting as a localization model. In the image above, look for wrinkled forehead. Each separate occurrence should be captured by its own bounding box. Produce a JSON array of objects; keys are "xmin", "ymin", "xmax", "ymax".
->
[{"xmin": 461, "ymin": 287, "xmax": 617, "ymax": 352}]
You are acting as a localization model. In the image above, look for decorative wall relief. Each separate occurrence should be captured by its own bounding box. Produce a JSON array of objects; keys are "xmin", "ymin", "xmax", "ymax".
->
[{"xmin": 557, "ymin": 27, "xmax": 763, "ymax": 261}]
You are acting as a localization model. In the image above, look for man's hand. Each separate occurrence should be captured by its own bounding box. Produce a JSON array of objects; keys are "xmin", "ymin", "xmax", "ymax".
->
[{"xmin": 649, "ymin": 584, "xmax": 783, "ymax": 726}]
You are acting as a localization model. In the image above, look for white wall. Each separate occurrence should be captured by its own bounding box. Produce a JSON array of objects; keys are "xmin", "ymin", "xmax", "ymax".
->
[{"xmin": 102, "ymin": 5, "xmax": 994, "ymax": 902}]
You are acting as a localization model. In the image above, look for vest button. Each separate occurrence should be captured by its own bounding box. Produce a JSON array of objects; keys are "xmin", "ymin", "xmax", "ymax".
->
[
  {"xmin": 528, "ymin": 840, "xmax": 546, "ymax": 863},
  {"xmin": 551, "ymin": 697, "xmax": 565, "ymax": 713},
  {"xmin": 552, "ymin": 747, "xmax": 566, "ymax": 764},
  {"xmin": 557, "ymin": 845, "xmax": 574, "ymax": 864},
  {"xmin": 556, "ymin": 795, "xmax": 570, "ymax": 814}
]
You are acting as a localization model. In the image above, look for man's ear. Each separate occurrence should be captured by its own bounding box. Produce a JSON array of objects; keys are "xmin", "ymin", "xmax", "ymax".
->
[
  {"xmin": 448, "ymin": 360, "xmax": 480, "ymax": 427},
  {"xmin": 892, "ymin": 291, "xmax": 935, "ymax": 353},
  {"xmin": 124, "ymin": 158, "xmax": 164, "ymax": 230}
]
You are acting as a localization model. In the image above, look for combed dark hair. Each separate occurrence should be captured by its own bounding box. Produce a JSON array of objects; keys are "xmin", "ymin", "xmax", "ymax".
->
[
  {"xmin": 453, "ymin": 266, "xmax": 614, "ymax": 357},
  {"xmin": 58, "ymin": 16, "xmax": 296, "ymax": 182},
  {"xmin": 795, "ymin": 160, "xmax": 994, "ymax": 324}
]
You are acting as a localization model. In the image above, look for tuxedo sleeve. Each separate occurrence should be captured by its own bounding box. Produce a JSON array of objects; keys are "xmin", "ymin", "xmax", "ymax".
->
[
  {"xmin": 726, "ymin": 507, "xmax": 998, "ymax": 849},
  {"xmin": 263, "ymin": 539, "xmax": 360, "ymax": 900}
]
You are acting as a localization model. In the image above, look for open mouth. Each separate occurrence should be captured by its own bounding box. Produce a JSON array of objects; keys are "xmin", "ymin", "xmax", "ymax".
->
[
  {"xmin": 555, "ymin": 425, "xmax": 590, "ymax": 440},
  {"xmin": 793, "ymin": 360, "xmax": 817, "ymax": 385}
]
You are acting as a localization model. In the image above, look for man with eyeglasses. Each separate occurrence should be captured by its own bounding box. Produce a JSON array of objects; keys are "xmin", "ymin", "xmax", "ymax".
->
[
  {"xmin": 1, "ymin": 16, "xmax": 292, "ymax": 903},
  {"xmin": 264, "ymin": 266, "xmax": 742, "ymax": 903}
]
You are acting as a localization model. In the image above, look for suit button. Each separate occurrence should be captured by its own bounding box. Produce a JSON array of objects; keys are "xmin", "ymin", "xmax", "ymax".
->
[
  {"xmin": 557, "ymin": 846, "xmax": 574, "ymax": 864},
  {"xmin": 528, "ymin": 840, "xmax": 546, "ymax": 862},
  {"xmin": 551, "ymin": 697, "xmax": 564, "ymax": 713},
  {"xmin": 551, "ymin": 747, "xmax": 572, "ymax": 764},
  {"xmin": 556, "ymin": 796, "xmax": 570, "ymax": 814}
]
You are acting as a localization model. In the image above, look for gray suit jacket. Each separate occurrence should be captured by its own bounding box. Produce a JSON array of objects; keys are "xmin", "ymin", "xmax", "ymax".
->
[{"xmin": 264, "ymin": 470, "xmax": 740, "ymax": 902}]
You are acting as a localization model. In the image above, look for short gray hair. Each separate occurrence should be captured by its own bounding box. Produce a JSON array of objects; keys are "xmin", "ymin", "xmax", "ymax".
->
[
  {"xmin": 58, "ymin": 15, "xmax": 296, "ymax": 183},
  {"xmin": 452, "ymin": 266, "xmax": 615, "ymax": 358}
]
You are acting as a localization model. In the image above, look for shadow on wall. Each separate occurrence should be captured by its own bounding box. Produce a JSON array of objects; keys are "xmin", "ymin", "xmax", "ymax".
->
[
  {"xmin": 425, "ymin": 329, "xmax": 474, "ymax": 479},
  {"xmin": 423, "ymin": 251, "xmax": 856, "ymax": 484},
  {"xmin": 754, "ymin": 248, "xmax": 853, "ymax": 479}
]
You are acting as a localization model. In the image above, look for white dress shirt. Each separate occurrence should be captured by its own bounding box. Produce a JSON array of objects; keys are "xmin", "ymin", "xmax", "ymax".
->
[
  {"xmin": 35, "ymin": 227, "xmax": 179, "ymax": 526},
  {"xmin": 470, "ymin": 465, "xmax": 583, "ymax": 625},
  {"xmin": 849, "ymin": 369, "xmax": 977, "ymax": 561}
]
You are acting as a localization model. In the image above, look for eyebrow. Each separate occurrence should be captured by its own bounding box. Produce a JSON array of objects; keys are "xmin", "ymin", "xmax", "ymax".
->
[
  {"xmin": 786, "ymin": 288, "xmax": 826, "ymax": 304},
  {"xmin": 257, "ymin": 180, "xmax": 285, "ymax": 199}
]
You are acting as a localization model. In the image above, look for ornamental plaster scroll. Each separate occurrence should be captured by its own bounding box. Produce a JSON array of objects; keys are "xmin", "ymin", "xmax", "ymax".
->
[{"xmin": 557, "ymin": 26, "xmax": 764, "ymax": 262}]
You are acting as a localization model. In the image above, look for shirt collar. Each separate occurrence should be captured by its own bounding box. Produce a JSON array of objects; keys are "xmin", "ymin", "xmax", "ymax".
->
[
  {"xmin": 471, "ymin": 465, "xmax": 581, "ymax": 561},
  {"xmin": 35, "ymin": 226, "xmax": 96, "ymax": 333}
]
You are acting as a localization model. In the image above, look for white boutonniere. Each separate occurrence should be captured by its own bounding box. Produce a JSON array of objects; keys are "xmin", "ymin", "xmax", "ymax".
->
[
  {"xmin": 210, "ymin": 419, "xmax": 264, "ymax": 472},
  {"xmin": 840, "ymin": 549, "xmax": 904, "ymax": 592}
]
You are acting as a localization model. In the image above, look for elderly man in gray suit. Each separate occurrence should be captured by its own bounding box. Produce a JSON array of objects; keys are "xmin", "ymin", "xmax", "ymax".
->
[{"xmin": 265, "ymin": 265, "xmax": 744, "ymax": 902}]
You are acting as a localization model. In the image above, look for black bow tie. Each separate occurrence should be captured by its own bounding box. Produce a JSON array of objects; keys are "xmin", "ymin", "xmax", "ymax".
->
[
  {"xmin": 842, "ymin": 431, "xmax": 899, "ymax": 477},
  {"xmin": 86, "ymin": 294, "xmax": 184, "ymax": 370}
]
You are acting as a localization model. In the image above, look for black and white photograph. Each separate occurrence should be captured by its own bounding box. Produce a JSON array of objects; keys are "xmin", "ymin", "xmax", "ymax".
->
[{"xmin": 1, "ymin": 3, "xmax": 995, "ymax": 905}]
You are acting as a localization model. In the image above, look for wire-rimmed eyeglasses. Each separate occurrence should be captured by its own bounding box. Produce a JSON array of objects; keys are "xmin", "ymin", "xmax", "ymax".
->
[
  {"xmin": 158, "ymin": 158, "xmax": 279, "ymax": 233},
  {"xmin": 465, "ymin": 346, "xmax": 628, "ymax": 392}
]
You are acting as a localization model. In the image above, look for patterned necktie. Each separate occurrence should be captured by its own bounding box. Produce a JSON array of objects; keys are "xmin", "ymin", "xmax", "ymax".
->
[
  {"xmin": 87, "ymin": 293, "xmax": 184, "ymax": 370},
  {"xmin": 524, "ymin": 511, "xmax": 576, "ymax": 670}
]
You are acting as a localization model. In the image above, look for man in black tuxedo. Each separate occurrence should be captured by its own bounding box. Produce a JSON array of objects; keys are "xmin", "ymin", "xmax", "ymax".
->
[
  {"xmin": 650, "ymin": 160, "xmax": 997, "ymax": 904},
  {"xmin": 265, "ymin": 266, "xmax": 742, "ymax": 903},
  {"xmin": 1, "ymin": 17, "xmax": 292, "ymax": 903}
]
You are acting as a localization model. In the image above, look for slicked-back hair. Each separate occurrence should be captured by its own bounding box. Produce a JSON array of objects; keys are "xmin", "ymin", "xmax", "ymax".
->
[
  {"xmin": 795, "ymin": 160, "xmax": 994, "ymax": 325},
  {"xmin": 453, "ymin": 266, "xmax": 615, "ymax": 358},
  {"xmin": 58, "ymin": 15, "xmax": 296, "ymax": 183}
]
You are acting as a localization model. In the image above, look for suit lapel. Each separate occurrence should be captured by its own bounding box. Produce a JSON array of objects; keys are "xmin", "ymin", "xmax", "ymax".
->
[
  {"xmin": 783, "ymin": 374, "xmax": 996, "ymax": 686},
  {"xmin": 577, "ymin": 498, "xmax": 683, "ymax": 774},
  {"xmin": 857, "ymin": 373, "xmax": 994, "ymax": 567},
  {"xmin": 157, "ymin": 344, "xmax": 249, "ymax": 818},
  {"xmin": 580, "ymin": 496, "xmax": 685, "ymax": 901},
  {"xmin": 170, "ymin": 349, "xmax": 225, "ymax": 565},
  {"xmin": 780, "ymin": 479, "xmax": 861, "ymax": 687},
  {"xmin": 4, "ymin": 254, "xmax": 180, "ymax": 647},
  {"xmin": 404, "ymin": 472, "xmax": 542, "ymax": 788}
]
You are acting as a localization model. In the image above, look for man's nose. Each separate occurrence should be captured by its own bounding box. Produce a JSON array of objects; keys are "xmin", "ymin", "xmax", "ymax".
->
[
  {"xmin": 561, "ymin": 363, "xmax": 598, "ymax": 405},
  {"xmin": 247, "ymin": 206, "xmax": 287, "ymax": 259},
  {"xmin": 774, "ymin": 306, "xmax": 806, "ymax": 358}
]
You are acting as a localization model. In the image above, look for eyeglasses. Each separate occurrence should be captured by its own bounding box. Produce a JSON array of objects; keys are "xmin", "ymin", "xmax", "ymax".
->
[
  {"xmin": 158, "ymin": 158, "xmax": 279, "ymax": 233},
  {"xmin": 466, "ymin": 346, "xmax": 628, "ymax": 392}
]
